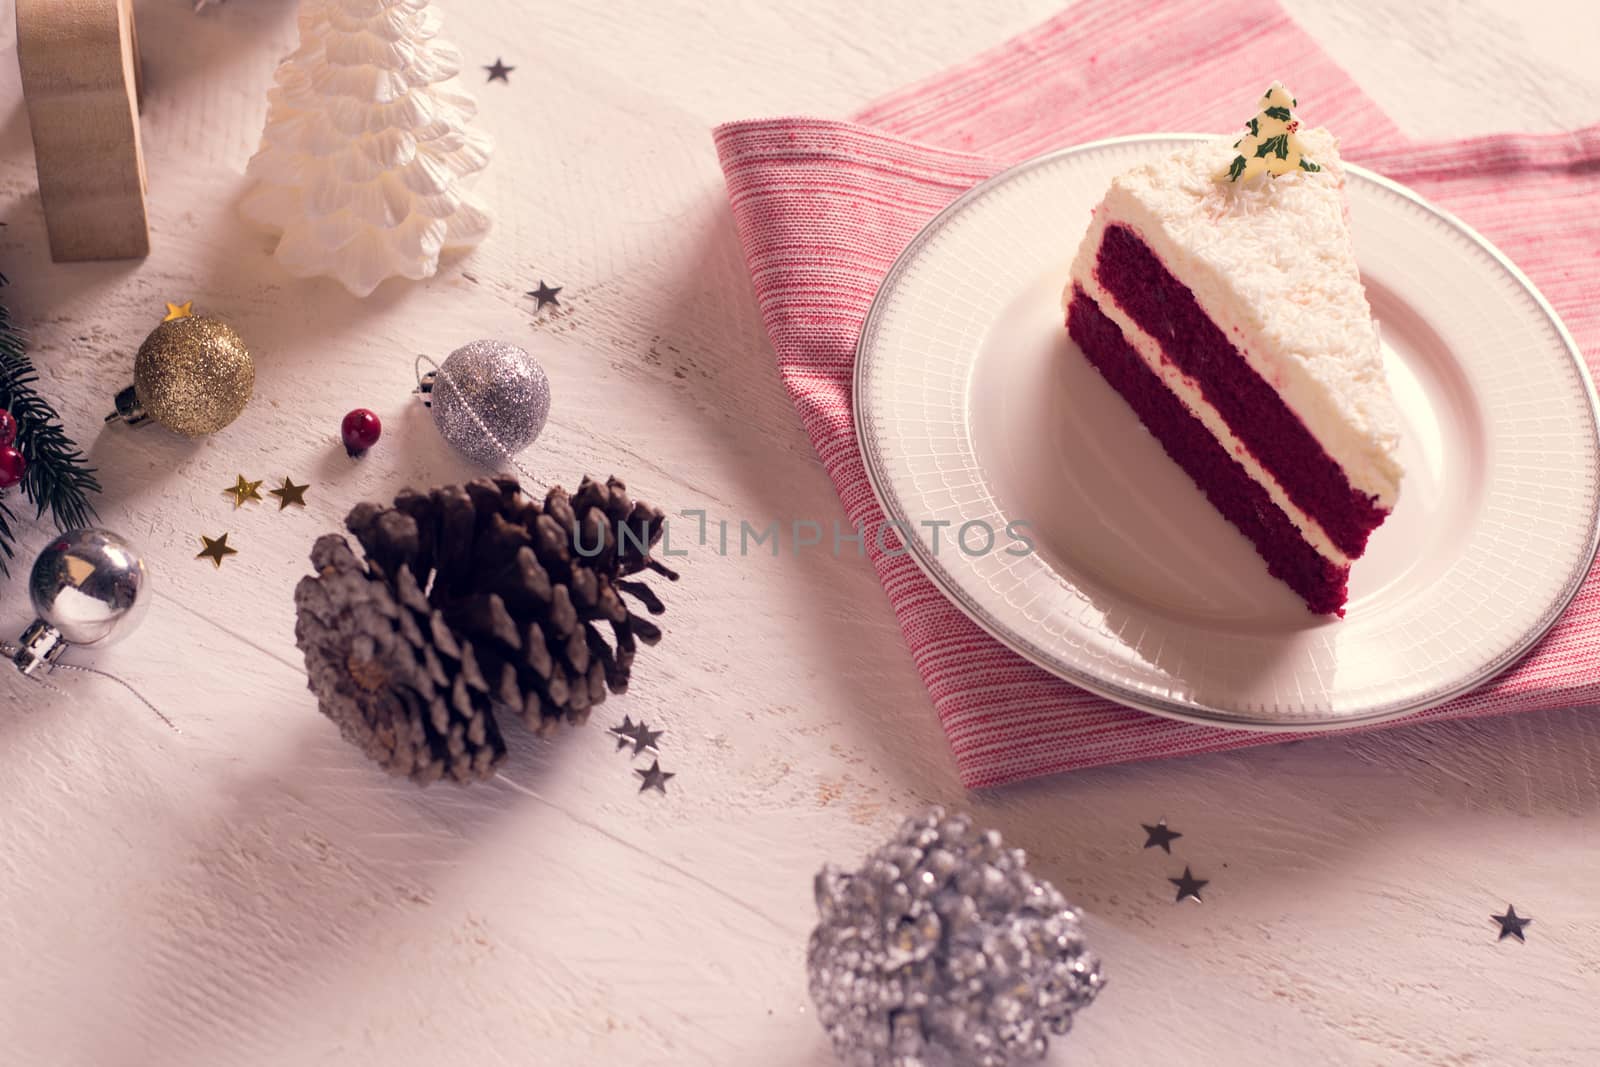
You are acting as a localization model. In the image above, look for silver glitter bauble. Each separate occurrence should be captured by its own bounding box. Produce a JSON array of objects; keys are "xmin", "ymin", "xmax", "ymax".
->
[
  {"xmin": 13, "ymin": 528, "xmax": 150, "ymax": 675},
  {"xmin": 807, "ymin": 807, "xmax": 1104, "ymax": 1067},
  {"xmin": 427, "ymin": 340, "xmax": 551, "ymax": 468}
]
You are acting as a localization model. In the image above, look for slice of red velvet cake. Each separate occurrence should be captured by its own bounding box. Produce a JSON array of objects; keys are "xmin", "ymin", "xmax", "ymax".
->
[{"xmin": 1064, "ymin": 84, "xmax": 1403, "ymax": 615}]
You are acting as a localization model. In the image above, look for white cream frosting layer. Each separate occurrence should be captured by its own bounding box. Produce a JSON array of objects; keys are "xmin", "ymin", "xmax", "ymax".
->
[
  {"xmin": 1068, "ymin": 229, "xmax": 1350, "ymax": 566},
  {"xmin": 1065, "ymin": 130, "xmax": 1403, "ymax": 509}
]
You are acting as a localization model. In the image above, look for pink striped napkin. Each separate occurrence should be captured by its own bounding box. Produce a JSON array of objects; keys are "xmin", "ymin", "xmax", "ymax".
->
[{"xmin": 713, "ymin": 0, "xmax": 1600, "ymax": 788}]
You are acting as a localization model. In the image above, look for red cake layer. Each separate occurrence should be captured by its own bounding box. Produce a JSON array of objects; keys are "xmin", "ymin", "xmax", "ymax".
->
[
  {"xmin": 1094, "ymin": 223, "xmax": 1388, "ymax": 559},
  {"xmin": 1066, "ymin": 284, "xmax": 1350, "ymax": 615}
]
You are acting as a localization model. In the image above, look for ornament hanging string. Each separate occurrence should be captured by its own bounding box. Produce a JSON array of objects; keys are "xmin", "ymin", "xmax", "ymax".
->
[
  {"xmin": 414, "ymin": 353, "xmax": 546, "ymax": 492},
  {"xmin": 1, "ymin": 642, "xmax": 180, "ymax": 733}
]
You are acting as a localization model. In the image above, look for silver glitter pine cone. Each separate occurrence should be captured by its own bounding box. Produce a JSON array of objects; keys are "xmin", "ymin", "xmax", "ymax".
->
[
  {"xmin": 808, "ymin": 807, "xmax": 1104, "ymax": 1067},
  {"xmin": 427, "ymin": 340, "xmax": 551, "ymax": 468}
]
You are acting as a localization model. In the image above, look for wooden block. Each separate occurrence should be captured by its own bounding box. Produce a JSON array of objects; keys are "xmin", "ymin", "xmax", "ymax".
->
[{"xmin": 15, "ymin": 0, "xmax": 150, "ymax": 262}]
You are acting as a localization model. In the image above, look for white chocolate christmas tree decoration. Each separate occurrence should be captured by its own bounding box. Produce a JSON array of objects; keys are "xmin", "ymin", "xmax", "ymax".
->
[
  {"xmin": 1218, "ymin": 82, "xmax": 1322, "ymax": 184},
  {"xmin": 240, "ymin": 0, "xmax": 492, "ymax": 297}
]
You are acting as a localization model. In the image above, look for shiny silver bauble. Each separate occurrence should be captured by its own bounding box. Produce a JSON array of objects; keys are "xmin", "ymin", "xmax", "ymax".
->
[{"xmin": 14, "ymin": 528, "xmax": 149, "ymax": 675}]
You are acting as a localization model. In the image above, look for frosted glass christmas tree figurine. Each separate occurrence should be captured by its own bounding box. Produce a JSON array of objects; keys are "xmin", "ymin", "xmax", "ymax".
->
[{"xmin": 240, "ymin": 0, "xmax": 491, "ymax": 297}]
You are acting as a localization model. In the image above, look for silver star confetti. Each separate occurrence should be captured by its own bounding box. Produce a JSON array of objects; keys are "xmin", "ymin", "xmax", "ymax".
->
[
  {"xmin": 1492, "ymin": 905, "xmax": 1531, "ymax": 942},
  {"xmin": 608, "ymin": 717, "xmax": 664, "ymax": 755},
  {"xmin": 629, "ymin": 721, "xmax": 663, "ymax": 755},
  {"xmin": 1142, "ymin": 820, "xmax": 1182, "ymax": 853},
  {"xmin": 1169, "ymin": 866, "xmax": 1208, "ymax": 903},
  {"xmin": 635, "ymin": 760, "xmax": 674, "ymax": 795},
  {"xmin": 527, "ymin": 280, "xmax": 562, "ymax": 309},
  {"xmin": 609, "ymin": 716, "xmax": 639, "ymax": 752}
]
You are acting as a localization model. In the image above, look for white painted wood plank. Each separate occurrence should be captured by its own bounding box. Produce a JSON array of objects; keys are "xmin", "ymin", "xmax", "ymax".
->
[{"xmin": 0, "ymin": 1, "xmax": 1596, "ymax": 1064}]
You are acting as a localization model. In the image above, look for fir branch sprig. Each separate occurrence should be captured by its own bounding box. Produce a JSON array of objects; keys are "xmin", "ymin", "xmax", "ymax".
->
[{"xmin": 0, "ymin": 284, "xmax": 101, "ymax": 575}]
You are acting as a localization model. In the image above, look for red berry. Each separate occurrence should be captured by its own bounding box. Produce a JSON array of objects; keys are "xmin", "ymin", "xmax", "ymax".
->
[
  {"xmin": 0, "ymin": 446, "xmax": 25, "ymax": 490},
  {"xmin": 341, "ymin": 408, "xmax": 382, "ymax": 457},
  {"xmin": 0, "ymin": 409, "xmax": 16, "ymax": 447}
]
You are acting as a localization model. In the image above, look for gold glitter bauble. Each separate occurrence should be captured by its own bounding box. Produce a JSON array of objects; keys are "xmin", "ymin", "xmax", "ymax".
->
[{"xmin": 133, "ymin": 316, "xmax": 255, "ymax": 436}]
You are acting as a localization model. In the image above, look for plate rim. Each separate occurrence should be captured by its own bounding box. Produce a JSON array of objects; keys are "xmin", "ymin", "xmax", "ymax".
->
[{"xmin": 852, "ymin": 132, "xmax": 1600, "ymax": 733}]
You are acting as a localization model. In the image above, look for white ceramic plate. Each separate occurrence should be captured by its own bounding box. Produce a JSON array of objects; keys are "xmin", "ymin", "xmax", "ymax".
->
[{"xmin": 854, "ymin": 134, "xmax": 1600, "ymax": 730}]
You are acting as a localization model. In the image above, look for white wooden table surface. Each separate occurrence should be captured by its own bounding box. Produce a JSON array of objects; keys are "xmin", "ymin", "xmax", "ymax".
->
[{"xmin": 1, "ymin": 1, "xmax": 1598, "ymax": 1064}]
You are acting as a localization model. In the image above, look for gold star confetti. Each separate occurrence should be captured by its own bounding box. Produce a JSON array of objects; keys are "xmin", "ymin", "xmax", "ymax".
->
[
  {"xmin": 223, "ymin": 474, "xmax": 264, "ymax": 508},
  {"xmin": 197, "ymin": 533, "xmax": 238, "ymax": 568},
  {"xmin": 163, "ymin": 300, "xmax": 194, "ymax": 321},
  {"xmin": 268, "ymin": 476, "xmax": 309, "ymax": 510}
]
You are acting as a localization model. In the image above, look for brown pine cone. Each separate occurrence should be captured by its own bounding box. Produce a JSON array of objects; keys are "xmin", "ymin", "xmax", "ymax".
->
[{"xmin": 293, "ymin": 476, "xmax": 676, "ymax": 784}]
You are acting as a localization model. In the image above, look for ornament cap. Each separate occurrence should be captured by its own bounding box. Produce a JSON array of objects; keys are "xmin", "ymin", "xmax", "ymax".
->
[
  {"xmin": 414, "ymin": 366, "xmax": 438, "ymax": 408},
  {"xmin": 13, "ymin": 618, "xmax": 67, "ymax": 676},
  {"xmin": 105, "ymin": 384, "xmax": 149, "ymax": 426}
]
